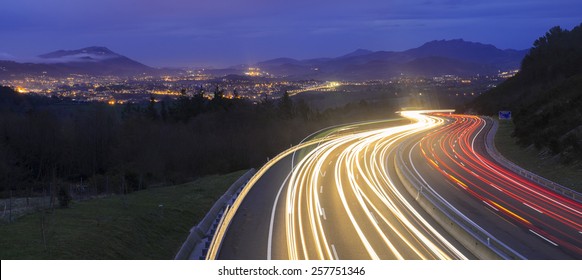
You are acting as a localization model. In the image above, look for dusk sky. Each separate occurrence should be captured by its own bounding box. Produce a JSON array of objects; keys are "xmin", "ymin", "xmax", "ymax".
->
[{"xmin": 1, "ymin": 0, "xmax": 581, "ymax": 67}]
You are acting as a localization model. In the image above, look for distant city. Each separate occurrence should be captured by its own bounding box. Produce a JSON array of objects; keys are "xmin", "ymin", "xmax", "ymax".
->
[
  {"xmin": 0, "ymin": 68, "xmax": 518, "ymax": 104},
  {"xmin": 0, "ymin": 39, "xmax": 524, "ymax": 104}
]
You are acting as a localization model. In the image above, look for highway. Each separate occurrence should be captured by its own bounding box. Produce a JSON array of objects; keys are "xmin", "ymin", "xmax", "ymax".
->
[
  {"xmin": 402, "ymin": 114, "xmax": 582, "ymax": 258},
  {"xmin": 209, "ymin": 111, "xmax": 582, "ymax": 260}
]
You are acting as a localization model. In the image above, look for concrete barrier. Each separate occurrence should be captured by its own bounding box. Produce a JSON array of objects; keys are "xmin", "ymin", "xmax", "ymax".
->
[
  {"xmin": 394, "ymin": 160, "xmax": 500, "ymax": 259},
  {"xmin": 174, "ymin": 169, "xmax": 256, "ymax": 260},
  {"xmin": 394, "ymin": 144, "xmax": 524, "ymax": 259}
]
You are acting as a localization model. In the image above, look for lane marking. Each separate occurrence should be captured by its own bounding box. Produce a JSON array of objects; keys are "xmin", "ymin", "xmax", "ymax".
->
[
  {"xmin": 370, "ymin": 211, "xmax": 378, "ymax": 224},
  {"xmin": 529, "ymin": 229, "xmax": 558, "ymax": 247},
  {"xmin": 267, "ymin": 170, "xmax": 293, "ymax": 260},
  {"xmin": 487, "ymin": 208, "xmax": 519, "ymax": 229},
  {"xmin": 523, "ymin": 203, "xmax": 543, "ymax": 214},
  {"xmin": 490, "ymin": 184, "xmax": 504, "ymax": 192},
  {"xmin": 460, "ymin": 162, "xmax": 465, "ymax": 167},
  {"xmin": 320, "ymin": 170, "xmax": 326, "ymax": 177},
  {"xmin": 328, "ymin": 161, "xmax": 332, "ymax": 166},
  {"xmin": 490, "ymin": 201, "xmax": 532, "ymax": 225},
  {"xmin": 321, "ymin": 207, "xmax": 327, "ymax": 220},
  {"xmin": 320, "ymin": 185, "xmax": 323, "ymax": 193},
  {"xmin": 483, "ymin": 200, "xmax": 499, "ymax": 211},
  {"xmin": 331, "ymin": 244, "xmax": 339, "ymax": 260}
]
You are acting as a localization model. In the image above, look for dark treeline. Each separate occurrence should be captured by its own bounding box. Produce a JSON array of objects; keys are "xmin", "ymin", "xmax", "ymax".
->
[
  {"xmin": 0, "ymin": 86, "xmax": 398, "ymax": 198},
  {"xmin": 469, "ymin": 24, "xmax": 582, "ymax": 163}
]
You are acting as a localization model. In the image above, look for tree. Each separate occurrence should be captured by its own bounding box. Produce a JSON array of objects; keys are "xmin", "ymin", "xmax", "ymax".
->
[
  {"xmin": 146, "ymin": 96, "xmax": 159, "ymax": 121},
  {"xmin": 57, "ymin": 187, "xmax": 72, "ymax": 208},
  {"xmin": 296, "ymin": 99, "xmax": 312, "ymax": 121},
  {"xmin": 160, "ymin": 100, "xmax": 168, "ymax": 122},
  {"xmin": 211, "ymin": 85, "xmax": 225, "ymax": 110},
  {"xmin": 278, "ymin": 91, "xmax": 294, "ymax": 119}
]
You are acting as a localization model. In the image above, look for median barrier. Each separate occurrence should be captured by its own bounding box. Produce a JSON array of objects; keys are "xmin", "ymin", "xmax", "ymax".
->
[{"xmin": 394, "ymin": 143, "xmax": 525, "ymax": 259}]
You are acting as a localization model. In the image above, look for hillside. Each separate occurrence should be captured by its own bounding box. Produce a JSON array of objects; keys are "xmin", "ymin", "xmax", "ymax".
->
[
  {"xmin": 0, "ymin": 46, "xmax": 153, "ymax": 78},
  {"xmin": 0, "ymin": 170, "xmax": 247, "ymax": 259},
  {"xmin": 470, "ymin": 24, "xmax": 582, "ymax": 163},
  {"xmin": 254, "ymin": 39, "xmax": 526, "ymax": 80}
]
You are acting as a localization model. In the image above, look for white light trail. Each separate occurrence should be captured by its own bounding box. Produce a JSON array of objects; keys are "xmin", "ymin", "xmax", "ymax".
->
[{"xmin": 282, "ymin": 110, "xmax": 467, "ymax": 259}]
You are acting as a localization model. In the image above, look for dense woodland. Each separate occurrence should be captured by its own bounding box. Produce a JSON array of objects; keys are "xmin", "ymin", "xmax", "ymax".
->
[
  {"xmin": 469, "ymin": 24, "xmax": 582, "ymax": 163},
  {"xmin": 0, "ymin": 86, "xmax": 400, "ymax": 198}
]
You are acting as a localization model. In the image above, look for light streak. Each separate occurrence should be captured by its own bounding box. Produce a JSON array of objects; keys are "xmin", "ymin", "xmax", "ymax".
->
[
  {"xmin": 419, "ymin": 113, "xmax": 582, "ymax": 256},
  {"xmin": 208, "ymin": 110, "xmax": 469, "ymax": 259},
  {"xmin": 280, "ymin": 110, "xmax": 465, "ymax": 259}
]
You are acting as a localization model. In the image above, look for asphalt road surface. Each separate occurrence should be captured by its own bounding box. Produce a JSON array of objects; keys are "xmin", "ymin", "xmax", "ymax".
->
[{"xmin": 212, "ymin": 111, "xmax": 581, "ymax": 259}]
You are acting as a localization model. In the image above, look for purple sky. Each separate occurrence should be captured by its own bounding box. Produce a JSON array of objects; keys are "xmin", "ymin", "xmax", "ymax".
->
[{"xmin": 1, "ymin": 0, "xmax": 581, "ymax": 67}]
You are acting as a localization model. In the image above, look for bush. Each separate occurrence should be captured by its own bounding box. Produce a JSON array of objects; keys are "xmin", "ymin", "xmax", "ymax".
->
[{"xmin": 58, "ymin": 188, "xmax": 72, "ymax": 208}]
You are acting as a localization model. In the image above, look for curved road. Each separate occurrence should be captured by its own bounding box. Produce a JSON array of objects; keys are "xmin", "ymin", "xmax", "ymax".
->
[
  {"xmin": 209, "ymin": 111, "xmax": 582, "ymax": 259},
  {"xmin": 403, "ymin": 114, "xmax": 582, "ymax": 258}
]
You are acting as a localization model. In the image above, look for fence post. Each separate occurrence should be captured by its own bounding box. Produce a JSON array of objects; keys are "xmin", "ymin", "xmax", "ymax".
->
[{"xmin": 9, "ymin": 190, "xmax": 13, "ymax": 223}]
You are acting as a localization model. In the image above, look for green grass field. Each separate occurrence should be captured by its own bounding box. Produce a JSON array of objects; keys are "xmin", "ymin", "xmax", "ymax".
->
[
  {"xmin": 0, "ymin": 170, "xmax": 247, "ymax": 259},
  {"xmin": 494, "ymin": 120, "xmax": 582, "ymax": 193}
]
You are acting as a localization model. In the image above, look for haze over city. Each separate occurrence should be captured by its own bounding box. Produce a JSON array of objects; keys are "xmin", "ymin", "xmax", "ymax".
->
[{"xmin": 1, "ymin": 0, "xmax": 581, "ymax": 67}]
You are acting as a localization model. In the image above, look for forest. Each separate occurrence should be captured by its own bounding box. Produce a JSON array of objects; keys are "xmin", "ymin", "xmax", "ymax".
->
[
  {"xmin": 469, "ymin": 23, "xmax": 582, "ymax": 163},
  {"xmin": 0, "ymin": 85, "xmax": 400, "ymax": 199}
]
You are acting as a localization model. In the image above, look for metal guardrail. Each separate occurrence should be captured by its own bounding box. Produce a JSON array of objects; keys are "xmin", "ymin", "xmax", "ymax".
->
[
  {"xmin": 484, "ymin": 117, "xmax": 582, "ymax": 203},
  {"xmin": 174, "ymin": 168, "xmax": 256, "ymax": 260},
  {"xmin": 395, "ymin": 141, "xmax": 526, "ymax": 260}
]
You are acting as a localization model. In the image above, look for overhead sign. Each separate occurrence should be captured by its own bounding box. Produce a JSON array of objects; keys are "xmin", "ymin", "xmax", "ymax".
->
[{"xmin": 499, "ymin": 111, "xmax": 512, "ymax": 120}]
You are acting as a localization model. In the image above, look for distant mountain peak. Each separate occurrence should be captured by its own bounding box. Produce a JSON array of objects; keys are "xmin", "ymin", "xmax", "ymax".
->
[
  {"xmin": 252, "ymin": 39, "xmax": 527, "ymax": 80},
  {"xmin": 78, "ymin": 46, "xmax": 116, "ymax": 55},
  {"xmin": 39, "ymin": 46, "xmax": 121, "ymax": 60},
  {"xmin": 0, "ymin": 46, "xmax": 154, "ymax": 77},
  {"xmin": 339, "ymin": 48, "xmax": 374, "ymax": 58},
  {"xmin": 418, "ymin": 39, "xmax": 496, "ymax": 49},
  {"xmin": 406, "ymin": 39, "xmax": 526, "ymax": 66}
]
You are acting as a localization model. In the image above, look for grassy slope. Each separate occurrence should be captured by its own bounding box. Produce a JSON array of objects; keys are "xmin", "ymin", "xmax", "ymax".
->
[
  {"xmin": 494, "ymin": 120, "xmax": 582, "ymax": 192},
  {"xmin": 0, "ymin": 170, "xmax": 247, "ymax": 259}
]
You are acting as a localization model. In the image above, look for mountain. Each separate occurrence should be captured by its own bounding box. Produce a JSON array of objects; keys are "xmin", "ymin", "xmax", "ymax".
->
[
  {"xmin": 404, "ymin": 39, "xmax": 527, "ymax": 69},
  {"xmin": 338, "ymin": 49, "xmax": 374, "ymax": 58},
  {"xmin": 253, "ymin": 39, "xmax": 527, "ymax": 80},
  {"xmin": 39, "ymin": 46, "xmax": 118, "ymax": 60},
  {"xmin": 0, "ymin": 46, "xmax": 153, "ymax": 78},
  {"xmin": 469, "ymin": 24, "xmax": 582, "ymax": 162},
  {"xmin": 1, "ymin": 40, "xmax": 527, "ymax": 80},
  {"xmin": 400, "ymin": 56, "xmax": 496, "ymax": 76}
]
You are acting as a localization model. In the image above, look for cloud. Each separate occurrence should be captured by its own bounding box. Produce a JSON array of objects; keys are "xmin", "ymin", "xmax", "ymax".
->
[
  {"xmin": 40, "ymin": 53, "xmax": 118, "ymax": 64},
  {"xmin": 0, "ymin": 52, "xmax": 16, "ymax": 60}
]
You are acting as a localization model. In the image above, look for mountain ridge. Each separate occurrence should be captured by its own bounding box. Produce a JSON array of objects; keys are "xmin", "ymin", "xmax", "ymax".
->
[
  {"xmin": 0, "ymin": 46, "xmax": 153, "ymax": 78},
  {"xmin": 0, "ymin": 40, "xmax": 528, "ymax": 80},
  {"xmin": 252, "ymin": 39, "xmax": 527, "ymax": 80}
]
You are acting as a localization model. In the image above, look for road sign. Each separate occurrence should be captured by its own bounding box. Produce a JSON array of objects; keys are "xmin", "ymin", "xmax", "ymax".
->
[{"xmin": 499, "ymin": 111, "xmax": 511, "ymax": 120}]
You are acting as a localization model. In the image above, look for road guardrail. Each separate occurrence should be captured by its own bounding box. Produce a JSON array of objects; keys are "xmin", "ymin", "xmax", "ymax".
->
[
  {"xmin": 394, "ymin": 140, "xmax": 526, "ymax": 259},
  {"xmin": 484, "ymin": 117, "xmax": 582, "ymax": 203},
  {"xmin": 174, "ymin": 168, "xmax": 256, "ymax": 260}
]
